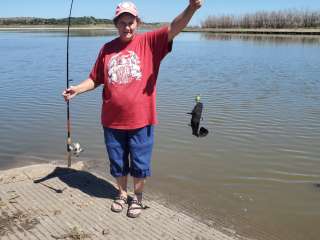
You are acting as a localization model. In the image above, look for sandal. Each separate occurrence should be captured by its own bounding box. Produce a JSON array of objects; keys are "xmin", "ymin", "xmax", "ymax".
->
[
  {"xmin": 127, "ymin": 199, "xmax": 148, "ymax": 218},
  {"xmin": 111, "ymin": 195, "xmax": 127, "ymax": 213}
]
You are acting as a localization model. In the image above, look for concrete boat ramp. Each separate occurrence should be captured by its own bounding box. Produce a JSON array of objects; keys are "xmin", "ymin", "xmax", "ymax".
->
[{"xmin": 0, "ymin": 162, "xmax": 237, "ymax": 240}]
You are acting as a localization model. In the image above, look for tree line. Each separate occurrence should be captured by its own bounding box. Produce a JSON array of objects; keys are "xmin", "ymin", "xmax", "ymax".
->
[
  {"xmin": 201, "ymin": 10, "xmax": 320, "ymax": 29},
  {"xmin": 0, "ymin": 17, "xmax": 113, "ymax": 25}
]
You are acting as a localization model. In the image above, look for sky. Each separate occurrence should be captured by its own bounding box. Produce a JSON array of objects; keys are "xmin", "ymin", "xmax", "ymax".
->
[{"xmin": 1, "ymin": 0, "xmax": 320, "ymax": 26}]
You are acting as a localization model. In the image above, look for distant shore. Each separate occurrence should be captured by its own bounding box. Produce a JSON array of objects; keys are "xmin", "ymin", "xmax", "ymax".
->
[{"xmin": 1, "ymin": 24, "xmax": 320, "ymax": 35}]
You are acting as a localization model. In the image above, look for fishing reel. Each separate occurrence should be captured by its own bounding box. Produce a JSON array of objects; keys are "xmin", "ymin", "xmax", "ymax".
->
[{"xmin": 68, "ymin": 142, "xmax": 83, "ymax": 157}]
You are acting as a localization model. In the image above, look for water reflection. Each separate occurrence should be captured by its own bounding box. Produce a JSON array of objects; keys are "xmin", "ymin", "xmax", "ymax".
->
[
  {"xmin": 68, "ymin": 29, "xmax": 117, "ymax": 37},
  {"xmin": 67, "ymin": 28, "xmax": 153, "ymax": 37},
  {"xmin": 201, "ymin": 33, "xmax": 320, "ymax": 45}
]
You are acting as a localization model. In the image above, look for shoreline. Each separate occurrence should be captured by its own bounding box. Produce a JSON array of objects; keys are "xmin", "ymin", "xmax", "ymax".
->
[
  {"xmin": 0, "ymin": 24, "xmax": 320, "ymax": 35},
  {"xmin": 0, "ymin": 162, "xmax": 238, "ymax": 240},
  {"xmin": 185, "ymin": 27, "xmax": 320, "ymax": 35}
]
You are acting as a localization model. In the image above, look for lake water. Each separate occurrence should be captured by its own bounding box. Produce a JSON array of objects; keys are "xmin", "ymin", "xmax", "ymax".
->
[{"xmin": 0, "ymin": 30, "xmax": 320, "ymax": 240}]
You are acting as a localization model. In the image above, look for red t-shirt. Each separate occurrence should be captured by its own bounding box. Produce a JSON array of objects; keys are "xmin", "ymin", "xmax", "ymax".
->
[{"xmin": 89, "ymin": 27, "xmax": 172, "ymax": 129}]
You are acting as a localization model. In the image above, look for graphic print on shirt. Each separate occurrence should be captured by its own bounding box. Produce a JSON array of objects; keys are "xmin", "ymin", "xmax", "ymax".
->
[{"xmin": 108, "ymin": 50, "xmax": 142, "ymax": 85}]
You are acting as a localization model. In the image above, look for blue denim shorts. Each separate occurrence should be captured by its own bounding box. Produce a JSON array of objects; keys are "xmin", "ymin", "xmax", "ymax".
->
[{"xmin": 103, "ymin": 125, "xmax": 154, "ymax": 178}]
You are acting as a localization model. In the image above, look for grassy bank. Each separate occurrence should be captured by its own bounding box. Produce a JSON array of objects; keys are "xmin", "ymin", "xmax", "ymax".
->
[{"xmin": 0, "ymin": 23, "xmax": 116, "ymax": 29}]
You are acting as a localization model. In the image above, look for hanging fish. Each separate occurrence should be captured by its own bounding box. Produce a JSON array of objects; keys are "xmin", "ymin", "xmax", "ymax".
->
[{"xmin": 187, "ymin": 95, "xmax": 209, "ymax": 137}]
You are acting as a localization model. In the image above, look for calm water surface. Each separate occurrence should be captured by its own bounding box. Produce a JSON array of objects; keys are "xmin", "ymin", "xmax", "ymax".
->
[{"xmin": 0, "ymin": 30, "xmax": 320, "ymax": 240}]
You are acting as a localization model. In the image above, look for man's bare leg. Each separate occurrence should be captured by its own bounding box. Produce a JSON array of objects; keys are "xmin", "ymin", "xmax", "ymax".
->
[
  {"xmin": 111, "ymin": 176, "xmax": 128, "ymax": 212},
  {"xmin": 127, "ymin": 177, "xmax": 146, "ymax": 217}
]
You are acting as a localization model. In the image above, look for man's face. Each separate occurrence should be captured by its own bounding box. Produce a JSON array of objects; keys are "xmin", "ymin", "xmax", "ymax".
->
[{"xmin": 116, "ymin": 13, "xmax": 138, "ymax": 42}]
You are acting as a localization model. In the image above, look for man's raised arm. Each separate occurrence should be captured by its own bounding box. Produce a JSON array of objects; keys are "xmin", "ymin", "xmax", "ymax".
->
[{"xmin": 168, "ymin": 0, "xmax": 203, "ymax": 42}]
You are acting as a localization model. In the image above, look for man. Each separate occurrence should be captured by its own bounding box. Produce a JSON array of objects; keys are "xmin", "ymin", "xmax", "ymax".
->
[{"xmin": 63, "ymin": 0, "xmax": 203, "ymax": 218}]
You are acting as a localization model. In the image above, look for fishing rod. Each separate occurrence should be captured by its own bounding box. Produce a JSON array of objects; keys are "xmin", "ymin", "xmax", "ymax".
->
[{"xmin": 66, "ymin": 0, "xmax": 82, "ymax": 167}]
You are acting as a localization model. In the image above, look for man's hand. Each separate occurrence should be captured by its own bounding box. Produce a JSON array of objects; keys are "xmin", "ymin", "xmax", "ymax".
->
[
  {"xmin": 61, "ymin": 78, "xmax": 98, "ymax": 101},
  {"xmin": 168, "ymin": 0, "xmax": 203, "ymax": 41},
  {"xmin": 189, "ymin": 0, "xmax": 203, "ymax": 11},
  {"xmin": 62, "ymin": 86, "xmax": 79, "ymax": 101}
]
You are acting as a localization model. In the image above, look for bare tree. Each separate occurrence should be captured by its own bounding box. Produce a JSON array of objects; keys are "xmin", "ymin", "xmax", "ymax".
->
[{"xmin": 201, "ymin": 9, "xmax": 320, "ymax": 29}]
